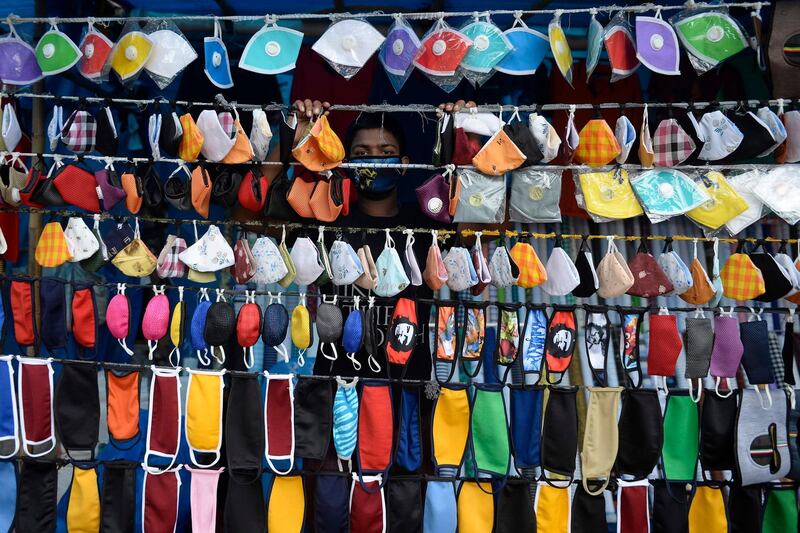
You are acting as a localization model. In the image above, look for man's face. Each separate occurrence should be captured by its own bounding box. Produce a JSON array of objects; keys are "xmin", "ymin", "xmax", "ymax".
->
[{"xmin": 349, "ymin": 127, "xmax": 403, "ymax": 158}]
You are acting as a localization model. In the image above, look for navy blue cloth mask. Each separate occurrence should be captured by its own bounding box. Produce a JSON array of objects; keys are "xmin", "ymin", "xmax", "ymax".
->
[
  {"xmin": 314, "ymin": 474, "xmax": 350, "ymax": 533},
  {"xmin": 423, "ymin": 481, "xmax": 457, "ymax": 533},
  {"xmin": 262, "ymin": 302, "xmax": 290, "ymax": 364},
  {"xmin": 739, "ymin": 318, "xmax": 775, "ymax": 384},
  {"xmin": 0, "ymin": 460, "xmax": 15, "ymax": 533},
  {"xmin": 351, "ymin": 156, "xmax": 403, "ymax": 194},
  {"xmin": 39, "ymin": 277, "xmax": 67, "ymax": 352},
  {"xmin": 342, "ymin": 307, "xmax": 365, "ymax": 370},
  {"xmin": 510, "ymin": 385, "xmax": 544, "ymax": 471},
  {"xmin": 0, "ymin": 356, "xmax": 18, "ymax": 458},
  {"xmin": 395, "ymin": 386, "xmax": 422, "ymax": 472},
  {"xmin": 191, "ymin": 290, "xmax": 212, "ymax": 365}
]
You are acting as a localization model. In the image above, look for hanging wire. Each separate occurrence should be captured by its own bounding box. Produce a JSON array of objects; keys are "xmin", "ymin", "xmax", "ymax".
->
[
  {"xmin": 2, "ymin": 3, "xmax": 769, "ymax": 24},
  {"xmin": 6, "ymin": 204, "xmax": 797, "ymax": 245},
  {"xmin": 1, "ymin": 91, "xmax": 792, "ymax": 114},
  {"xmin": 2, "ymin": 149, "xmax": 796, "ymax": 172}
]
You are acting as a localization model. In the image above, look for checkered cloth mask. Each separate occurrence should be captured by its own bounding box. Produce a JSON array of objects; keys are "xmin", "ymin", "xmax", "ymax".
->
[
  {"xmin": 218, "ymin": 111, "xmax": 235, "ymax": 138},
  {"xmin": 653, "ymin": 118, "xmax": 697, "ymax": 167},
  {"xmin": 61, "ymin": 109, "xmax": 96, "ymax": 154},
  {"xmin": 156, "ymin": 234, "xmax": 187, "ymax": 279},
  {"xmin": 721, "ymin": 252, "xmax": 766, "ymax": 301},
  {"xmin": 35, "ymin": 221, "xmax": 73, "ymax": 267},
  {"xmin": 575, "ymin": 119, "xmax": 621, "ymax": 167},
  {"xmin": 178, "ymin": 113, "xmax": 204, "ymax": 162},
  {"xmin": 509, "ymin": 241, "xmax": 547, "ymax": 289}
]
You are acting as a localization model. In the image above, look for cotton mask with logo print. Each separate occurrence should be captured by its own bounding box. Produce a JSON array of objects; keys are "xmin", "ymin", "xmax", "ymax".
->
[
  {"xmin": 351, "ymin": 156, "xmax": 403, "ymax": 194},
  {"xmin": 330, "ymin": 239, "xmax": 364, "ymax": 286}
]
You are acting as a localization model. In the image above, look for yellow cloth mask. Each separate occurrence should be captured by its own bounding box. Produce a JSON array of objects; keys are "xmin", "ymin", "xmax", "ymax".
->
[
  {"xmin": 432, "ymin": 385, "xmax": 470, "ymax": 470},
  {"xmin": 66, "ymin": 465, "xmax": 101, "ymax": 533},
  {"xmin": 579, "ymin": 168, "xmax": 644, "ymax": 220},
  {"xmin": 535, "ymin": 482, "xmax": 571, "ymax": 533},
  {"xmin": 185, "ymin": 369, "xmax": 224, "ymax": 467},
  {"xmin": 35, "ymin": 221, "xmax": 73, "ymax": 267},
  {"xmin": 575, "ymin": 119, "xmax": 622, "ymax": 167},
  {"xmin": 457, "ymin": 482, "xmax": 494, "ymax": 533},
  {"xmin": 688, "ymin": 485, "xmax": 728, "ymax": 533},
  {"xmin": 686, "ymin": 171, "xmax": 749, "ymax": 230},
  {"xmin": 109, "ymin": 27, "xmax": 153, "ymax": 81},
  {"xmin": 112, "ymin": 239, "xmax": 157, "ymax": 277},
  {"xmin": 268, "ymin": 476, "xmax": 305, "ymax": 533},
  {"xmin": 509, "ymin": 241, "xmax": 547, "ymax": 289},
  {"xmin": 291, "ymin": 294, "xmax": 313, "ymax": 358},
  {"xmin": 292, "ymin": 115, "xmax": 344, "ymax": 172}
]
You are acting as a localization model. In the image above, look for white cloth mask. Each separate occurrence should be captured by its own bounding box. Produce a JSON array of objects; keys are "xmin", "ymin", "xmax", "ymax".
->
[
  {"xmin": 454, "ymin": 111, "xmax": 503, "ymax": 136},
  {"xmin": 291, "ymin": 237, "xmax": 325, "ymax": 286},
  {"xmin": 528, "ymin": 113, "xmax": 561, "ymax": 163},
  {"xmin": 657, "ymin": 248, "xmax": 693, "ymax": 295},
  {"xmin": 330, "ymin": 239, "xmax": 364, "ymax": 286},
  {"xmin": 196, "ymin": 109, "xmax": 236, "ymax": 162},
  {"xmin": 540, "ymin": 245, "xmax": 580, "ymax": 296},
  {"xmin": 403, "ymin": 230, "xmax": 423, "ymax": 287},
  {"xmin": 374, "ymin": 230, "xmax": 410, "ymax": 297},
  {"xmin": 443, "ymin": 246, "xmax": 477, "ymax": 292},
  {"xmin": 148, "ymin": 113, "xmax": 161, "ymax": 160},
  {"xmin": 179, "ymin": 224, "xmax": 235, "ymax": 272},
  {"xmin": 2, "ymin": 104, "xmax": 21, "ymax": 152},
  {"xmin": 64, "ymin": 217, "xmax": 99, "ymax": 262},
  {"xmin": 251, "ymin": 236, "xmax": 288, "ymax": 285},
  {"xmin": 615, "ymin": 115, "xmax": 636, "ymax": 163},
  {"xmin": 488, "ymin": 246, "xmax": 519, "ymax": 287},
  {"xmin": 47, "ymin": 105, "xmax": 63, "ymax": 151},
  {"xmin": 695, "ymin": 110, "xmax": 744, "ymax": 161},
  {"xmin": 250, "ymin": 109, "xmax": 273, "ymax": 161}
]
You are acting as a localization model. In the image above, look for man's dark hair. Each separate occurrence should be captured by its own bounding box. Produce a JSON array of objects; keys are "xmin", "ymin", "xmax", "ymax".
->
[{"xmin": 345, "ymin": 112, "xmax": 406, "ymax": 154}]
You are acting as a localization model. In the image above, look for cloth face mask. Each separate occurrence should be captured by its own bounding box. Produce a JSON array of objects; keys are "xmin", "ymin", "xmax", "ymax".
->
[
  {"xmin": 615, "ymin": 114, "xmax": 636, "ymax": 163},
  {"xmin": 580, "ymin": 387, "xmax": 623, "ymax": 495},
  {"xmin": 541, "ymin": 245, "xmax": 580, "ymax": 296},
  {"xmin": 185, "ymin": 368, "xmax": 224, "ymax": 467},
  {"xmin": 290, "ymin": 236, "xmax": 325, "ymax": 286},
  {"xmin": 375, "ymin": 231, "xmax": 410, "ymax": 297},
  {"xmin": 695, "ymin": 110, "xmax": 744, "ymax": 161},
  {"xmin": 18, "ymin": 358, "xmax": 56, "ymax": 457},
  {"xmin": 251, "ymin": 237, "xmax": 288, "ymax": 285},
  {"xmin": 575, "ymin": 119, "xmax": 621, "ymax": 167},
  {"xmin": 143, "ymin": 367, "xmax": 182, "ymax": 473}
]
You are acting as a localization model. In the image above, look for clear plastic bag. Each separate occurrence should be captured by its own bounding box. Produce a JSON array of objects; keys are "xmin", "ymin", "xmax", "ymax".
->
[
  {"xmin": 142, "ymin": 20, "xmax": 197, "ymax": 89},
  {"xmin": 725, "ymin": 170, "xmax": 766, "ymax": 235},
  {"xmin": 752, "ymin": 166, "xmax": 800, "ymax": 225},
  {"xmin": 509, "ymin": 167, "xmax": 561, "ymax": 223},
  {"xmin": 77, "ymin": 21, "xmax": 113, "ymax": 83},
  {"xmin": 108, "ymin": 21, "xmax": 153, "ymax": 85},
  {"xmin": 548, "ymin": 12, "xmax": 573, "ymax": 86},
  {"xmin": 414, "ymin": 18, "xmax": 472, "ymax": 92},
  {"xmin": 312, "ymin": 19, "xmax": 385, "ymax": 80},
  {"xmin": 453, "ymin": 169, "xmax": 506, "ymax": 223},
  {"xmin": 458, "ymin": 15, "xmax": 512, "ymax": 87},
  {"xmin": 685, "ymin": 171, "xmax": 749, "ymax": 231},
  {"xmin": 669, "ymin": 7, "xmax": 748, "ymax": 74},
  {"xmin": 630, "ymin": 168, "xmax": 710, "ymax": 223},
  {"xmin": 379, "ymin": 16, "xmax": 420, "ymax": 93},
  {"xmin": 603, "ymin": 11, "xmax": 640, "ymax": 82},
  {"xmin": 575, "ymin": 168, "xmax": 643, "ymax": 223}
]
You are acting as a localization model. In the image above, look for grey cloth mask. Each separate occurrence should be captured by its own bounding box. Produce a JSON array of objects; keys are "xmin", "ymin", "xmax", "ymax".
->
[{"xmin": 317, "ymin": 297, "xmax": 344, "ymax": 361}]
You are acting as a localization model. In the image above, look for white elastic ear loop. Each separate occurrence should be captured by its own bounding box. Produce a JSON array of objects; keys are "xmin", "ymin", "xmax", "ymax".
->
[
  {"xmin": 754, "ymin": 384, "xmax": 773, "ymax": 410},
  {"xmin": 688, "ymin": 378, "xmax": 702, "ymax": 403}
]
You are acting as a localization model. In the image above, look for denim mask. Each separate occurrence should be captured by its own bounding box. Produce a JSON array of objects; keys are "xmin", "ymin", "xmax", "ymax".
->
[
  {"xmin": 204, "ymin": 20, "xmax": 233, "ymax": 89},
  {"xmin": 494, "ymin": 20, "xmax": 548, "ymax": 75},
  {"xmin": 240, "ymin": 22, "xmax": 303, "ymax": 75},
  {"xmin": 375, "ymin": 230, "xmax": 410, "ymax": 297},
  {"xmin": 631, "ymin": 168, "xmax": 709, "ymax": 222}
]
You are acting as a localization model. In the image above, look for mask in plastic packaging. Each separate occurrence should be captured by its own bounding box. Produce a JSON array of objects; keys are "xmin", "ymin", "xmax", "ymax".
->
[
  {"xmin": 604, "ymin": 12, "xmax": 639, "ymax": 82},
  {"xmin": 78, "ymin": 22, "xmax": 113, "ymax": 82},
  {"xmin": 240, "ymin": 20, "xmax": 303, "ymax": 75},
  {"xmin": 725, "ymin": 170, "xmax": 765, "ymax": 235},
  {"xmin": 414, "ymin": 19, "xmax": 472, "ymax": 92},
  {"xmin": 379, "ymin": 16, "xmax": 420, "ymax": 93},
  {"xmin": 548, "ymin": 13, "xmax": 573, "ymax": 86},
  {"xmin": 458, "ymin": 17, "xmax": 511, "ymax": 86},
  {"xmin": 577, "ymin": 168, "xmax": 643, "ymax": 222},
  {"xmin": 143, "ymin": 21, "xmax": 197, "ymax": 89},
  {"xmin": 585, "ymin": 12, "xmax": 604, "ymax": 80},
  {"xmin": 494, "ymin": 16, "xmax": 548, "ymax": 76},
  {"xmin": 751, "ymin": 166, "xmax": 800, "ymax": 225},
  {"xmin": 635, "ymin": 12, "xmax": 681, "ymax": 75},
  {"xmin": 35, "ymin": 22, "xmax": 81, "ymax": 76},
  {"xmin": 671, "ymin": 8, "xmax": 748, "ymax": 74},
  {"xmin": 453, "ymin": 169, "xmax": 506, "ymax": 224},
  {"xmin": 756, "ymin": 106, "xmax": 787, "ymax": 157},
  {"xmin": 509, "ymin": 167, "xmax": 561, "ymax": 223},
  {"xmin": 204, "ymin": 19, "xmax": 233, "ymax": 89},
  {"xmin": 312, "ymin": 19, "xmax": 384, "ymax": 80},
  {"xmin": 631, "ymin": 168, "xmax": 710, "ymax": 223},
  {"xmin": 0, "ymin": 24, "xmax": 43, "ymax": 85},
  {"xmin": 686, "ymin": 171, "xmax": 748, "ymax": 230},
  {"xmin": 109, "ymin": 21, "xmax": 153, "ymax": 82}
]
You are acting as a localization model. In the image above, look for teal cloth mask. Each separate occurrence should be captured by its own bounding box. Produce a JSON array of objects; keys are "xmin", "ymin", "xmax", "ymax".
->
[{"xmin": 239, "ymin": 22, "xmax": 303, "ymax": 75}]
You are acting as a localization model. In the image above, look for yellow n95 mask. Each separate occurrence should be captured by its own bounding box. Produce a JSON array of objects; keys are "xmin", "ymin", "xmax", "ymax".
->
[{"xmin": 109, "ymin": 21, "xmax": 153, "ymax": 82}]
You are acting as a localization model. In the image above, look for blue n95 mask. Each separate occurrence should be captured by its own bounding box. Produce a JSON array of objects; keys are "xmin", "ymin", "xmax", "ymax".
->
[
  {"xmin": 631, "ymin": 168, "xmax": 710, "ymax": 222},
  {"xmin": 459, "ymin": 20, "xmax": 512, "ymax": 74},
  {"xmin": 494, "ymin": 20, "xmax": 549, "ymax": 76},
  {"xmin": 204, "ymin": 20, "xmax": 233, "ymax": 89},
  {"xmin": 352, "ymin": 156, "xmax": 403, "ymax": 194},
  {"xmin": 239, "ymin": 20, "xmax": 303, "ymax": 75}
]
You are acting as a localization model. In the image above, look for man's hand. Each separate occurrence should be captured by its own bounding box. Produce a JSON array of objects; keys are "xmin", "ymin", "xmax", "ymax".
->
[
  {"xmin": 437, "ymin": 100, "xmax": 477, "ymax": 118},
  {"xmin": 291, "ymin": 99, "xmax": 331, "ymax": 144}
]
